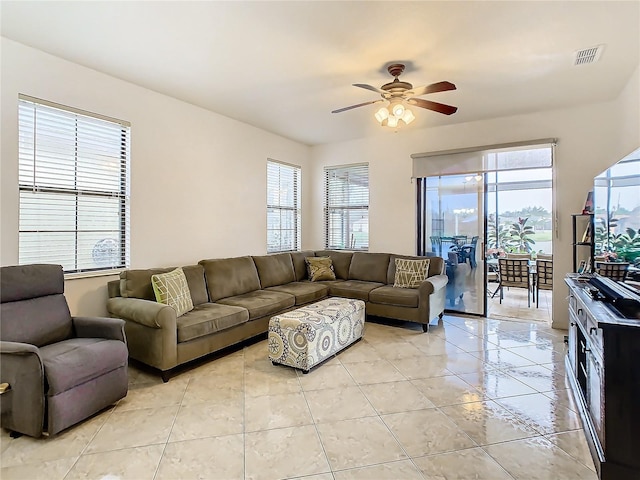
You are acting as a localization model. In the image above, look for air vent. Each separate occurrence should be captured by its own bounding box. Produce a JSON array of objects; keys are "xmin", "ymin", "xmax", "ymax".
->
[{"xmin": 574, "ymin": 45, "xmax": 604, "ymax": 66}]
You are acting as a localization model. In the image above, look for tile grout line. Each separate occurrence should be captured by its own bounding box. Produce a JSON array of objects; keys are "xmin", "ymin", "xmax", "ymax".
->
[
  {"xmin": 242, "ymin": 347, "xmax": 248, "ymax": 480},
  {"xmin": 339, "ymin": 343, "xmax": 428, "ymax": 479},
  {"xmin": 62, "ymin": 398, "xmax": 120, "ymax": 480},
  {"xmin": 150, "ymin": 376, "xmax": 191, "ymax": 480},
  {"xmin": 297, "ymin": 353, "xmax": 334, "ymax": 479}
]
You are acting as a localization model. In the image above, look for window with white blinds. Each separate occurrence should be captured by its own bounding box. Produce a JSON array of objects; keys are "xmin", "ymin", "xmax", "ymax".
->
[
  {"xmin": 325, "ymin": 164, "xmax": 369, "ymax": 250},
  {"xmin": 18, "ymin": 95, "xmax": 130, "ymax": 274},
  {"xmin": 267, "ymin": 159, "xmax": 301, "ymax": 253}
]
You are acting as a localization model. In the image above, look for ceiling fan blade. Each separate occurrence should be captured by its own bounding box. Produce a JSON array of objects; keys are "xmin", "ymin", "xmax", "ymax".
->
[
  {"xmin": 406, "ymin": 81, "xmax": 456, "ymax": 97},
  {"xmin": 353, "ymin": 83, "xmax": 386, "ymax": 94},
  {"xmin": 332, "ymin": 99, "xmax": 383, "ymax": 114},
  {"xmin": 408, "ymin": 98, "xmax": 458, "ymax": 115}
]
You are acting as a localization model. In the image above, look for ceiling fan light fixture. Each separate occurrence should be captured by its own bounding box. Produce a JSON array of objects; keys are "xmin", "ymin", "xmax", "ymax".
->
[
  {"xmin": 401, "ymin": 108, "xmax": 415, "ymax": 125},
  {"xmin": 333, "ymin": 63, "xmax": 457, "ymax": 126},
  {"xmin": 374, "ymin": 106, "xmax": 389, "ymax": 123},
  {"xmin": 392, "ymin": 102, "xmax": 405, "ymax": 117}
]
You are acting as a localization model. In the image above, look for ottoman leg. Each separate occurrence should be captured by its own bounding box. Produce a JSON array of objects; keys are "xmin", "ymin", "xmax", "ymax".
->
[
  {"xmin": 422, "ymin": 323, "xmax": 429, "ymax": 333},
  {"xmin": 302, "ymin": 369, "xmax": 309, "ymax": 374}
]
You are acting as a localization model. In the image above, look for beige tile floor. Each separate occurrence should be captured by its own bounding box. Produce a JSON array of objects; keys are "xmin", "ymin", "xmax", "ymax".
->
[
  {"xmin": 0, "ymin": 315, "xmax": 597, "ymax": 480},
  {"xmin": 488, "ymin": 287, "xmax": 552, "ymax": 323}
]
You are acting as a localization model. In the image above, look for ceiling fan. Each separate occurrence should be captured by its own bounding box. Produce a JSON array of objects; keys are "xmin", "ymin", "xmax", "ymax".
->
[{"xmin": 332, "ymin": 63, "xmax": 457, "ymax": 128}]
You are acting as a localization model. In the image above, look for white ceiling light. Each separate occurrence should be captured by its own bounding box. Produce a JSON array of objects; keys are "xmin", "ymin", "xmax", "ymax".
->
[
  {"xmin": 374, "ymin": 107, "xmax": 389, "ymax": 123},
  {"xmin": 375, "ymin": 100, "xmax": 415, "ymax": 128},
  {"xmin": 392, "ymin": 102, "xmax": 405, "ymax": 117}
]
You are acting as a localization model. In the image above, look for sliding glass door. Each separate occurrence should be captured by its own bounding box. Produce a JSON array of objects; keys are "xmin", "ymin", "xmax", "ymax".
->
[{"xmin": 417, "ymin": 174, "xmax": 486, "ymax": 315}]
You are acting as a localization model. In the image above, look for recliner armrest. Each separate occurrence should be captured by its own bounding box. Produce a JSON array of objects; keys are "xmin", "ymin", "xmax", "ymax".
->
[
  {"xmin": 0, "ymin": 341, "xmax": 40, "ymax": 356},
  {"xmin": 0, "ymin": 341, "xmax": 45, "ymax": 437},
  {"xmin": 73, "ymin": 316, "xmax": 126, "ymax": 342},
  {"xmin": 107, "ymin": 297, "xmax": 177, "ymax": 330}
]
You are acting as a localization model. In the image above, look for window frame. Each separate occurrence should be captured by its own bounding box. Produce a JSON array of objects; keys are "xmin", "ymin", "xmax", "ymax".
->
[
  {"xmin": 18, "ymin": 95, "xmax": 131, "ymax": 275},
  {"xmin": 324, "ymin": 163, "xmax": 369, "ymax": 251},
  {"xmin": 266, "ymin": 159, "xmax": 301, "ymax": 253}
]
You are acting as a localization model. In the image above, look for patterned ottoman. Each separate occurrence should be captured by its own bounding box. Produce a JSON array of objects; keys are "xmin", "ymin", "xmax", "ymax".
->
[{"xmin": 268, "ymin": 297, "xmax": 365, "ymax": 373}]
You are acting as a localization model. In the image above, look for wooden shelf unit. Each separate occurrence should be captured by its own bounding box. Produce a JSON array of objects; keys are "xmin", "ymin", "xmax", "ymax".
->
[{"xmin": 572, "ymin": 213, "xmax": 595, "ymax": 273}]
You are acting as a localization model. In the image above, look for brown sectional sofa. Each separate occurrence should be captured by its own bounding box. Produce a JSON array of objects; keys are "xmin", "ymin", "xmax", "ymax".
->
[{"xmin": 107, "ymin": 251, "xmax": 447, "ymax": 380}]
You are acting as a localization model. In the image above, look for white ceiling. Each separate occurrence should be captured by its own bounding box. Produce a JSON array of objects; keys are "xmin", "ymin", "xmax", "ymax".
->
[{"xmin": 2, "ymin": 1, "xmax": 639, "ymax": 146}]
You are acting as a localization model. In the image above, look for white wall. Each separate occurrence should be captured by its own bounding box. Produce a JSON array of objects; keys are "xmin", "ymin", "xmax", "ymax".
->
[
  {"xmin": 309, "ymin": 70, "xmax": 640, "ymax": 329},
  {"xmin": 1, "ymin": 38, "xmax": 312, "ymax": 316},
  {"xmin": 2, "ymin": 37, "xmax": 637, "ymax": 327}
]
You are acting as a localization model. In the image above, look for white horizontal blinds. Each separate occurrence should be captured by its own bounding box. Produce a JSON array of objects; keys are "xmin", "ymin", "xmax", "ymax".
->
[
  {"xmin": 18, "ymin": 97, "xmax": 130, "ymax": 273},
  {"xmin": 325, "ymin": 164, "xmax": 369, "ymax": 250},
  {"xmin": 267, "ymin": 160, "xmax": 301, "ymax": 253},
  {"xmin": 411, "ymin": 139, "xmax": 556, "ymax": 178}
]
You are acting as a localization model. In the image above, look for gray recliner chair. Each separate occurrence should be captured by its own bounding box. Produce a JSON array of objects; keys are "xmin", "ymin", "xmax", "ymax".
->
[{"xmin": 0, "ymin": 264, "xmax": 128, "ymax": 437}]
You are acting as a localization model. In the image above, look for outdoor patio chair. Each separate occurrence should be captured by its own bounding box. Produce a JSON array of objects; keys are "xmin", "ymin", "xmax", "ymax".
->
[
  {"xmin": 498, "ymin": 258, "xmax": 531, "ymax": 307},
  {"xmin": 535, "ymin": 259, "xmax": 553, "ymax": 308},
  {"xmin": 459, "ymin": 235, "xmax": 479, "ymax": 268},
  {"xmin": 595, "ymin": 261, "xmax": 629, "ymax": 281},
  {"xmin": 430, "ymin": 236, "xmax": 443, "ymax": 256},
  {"xmin": 506, "ymin": 252, "xmax": 532, "ymax": 260}
]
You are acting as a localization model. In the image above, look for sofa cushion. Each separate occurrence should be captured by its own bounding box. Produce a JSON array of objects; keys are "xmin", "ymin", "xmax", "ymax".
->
[
  {"xmin": 1, "ymin": 264, "xmax": 64, "ymax": 303},
  {"xmin": 120, "ymin": 267, "xmax": 173, "ymax": 300},
  {"xmin": 1, "ymin": 294, "xmax": 73, "ymax": 347},
  {"xmin": 388, "ymin": 254, "xmax": 443, "ymax": 284},
  {"xmin": 266, "ymin": 282, "xmax": 329, "ymax": 306},
  {"xmin": 314, "ymin": 250, "xmax": 353, "ymax": 280},
  {"xmin": 290, "ymin": 250, "xmax": 316, "ymax": 281},
  {"xmin": 176, "ymin": 303, "xmax": 249, "ymax": 343},
  {"xmin": 252, "ymin": 253, "xmax": 295, "ymax": 288},
  {"xmin": 152, "ymin": 268, "xmax": 194, "ymax": 317},
  {"xmin": 369, "ymin": 285, "xmax": 420, "ymax": 308},
  {"xmin": 349, "ymin": 252, "xmax": 390, "ymax": 283},
  {"xmin": 120, "ymin": 266, "xmax": 207, "ymax": 304},
  {"xmin": 216, "ymin": 290, "xmax": 295, "ymax": 320},
  {"xmin": 40, "ymin": 338, "xmax": 128, "ymax": 395},
  {"xmin": 393, "ymin": 258, "xmax": 430, "ymax": 288},
  {"xmin": 305, "ymin": 257, "xmax": 336, "ymax": 281},
  {"xmin": 328, "ymin": 280, "xmax": 384, "ymax": 301},
  {"xmin": 200, "ymin": 257, "xmax": 261, "ymax": 302},
  {"xmin": 182, "ymin": 265, "xmax": 209, "ymax": 306},
  {"xmin": 426, "ymin": 255, "xmax": 446, "ymax": 277}
]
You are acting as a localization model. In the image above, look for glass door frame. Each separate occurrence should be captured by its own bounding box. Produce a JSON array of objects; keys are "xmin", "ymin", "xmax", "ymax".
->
[{"xmin": 416, "ymin": 174, "xmax": 488, "ymax": 317}]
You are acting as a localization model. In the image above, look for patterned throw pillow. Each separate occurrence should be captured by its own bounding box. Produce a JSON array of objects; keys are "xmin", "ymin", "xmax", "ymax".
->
[
  {"xmin": 151, "ymin": 267, "xmax": 194, "ymax": 317},
  {"xmin": 305, "ymin": 256, "xmax": 336, "ymax": 282},
  {"xmin": 393, "ymin": 258, "xmax": 430, "ymax": 288}
]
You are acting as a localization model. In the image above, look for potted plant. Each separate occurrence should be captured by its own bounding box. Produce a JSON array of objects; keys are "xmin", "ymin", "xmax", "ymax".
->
[
  {"xmin": 507, "ymin": 217, "xmax": 536, "ymax": 253},
  {"xmin": 613, "ymin": 228, "xmax": 640, "ymax": 263}
]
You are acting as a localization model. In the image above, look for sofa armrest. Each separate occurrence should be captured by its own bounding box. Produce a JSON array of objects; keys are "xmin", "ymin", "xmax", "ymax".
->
[
  {"xmin": 107, "ymin": 297, "xmax": 176, "ymax": 330},
  {"xmin": 73, "ymin": 316, "xmax": 126, "ymax": 342},
  {"xmin": 419, "ymin": 274, "xmax": 448, "ymax": 295},
  {"xmin": 0, "ymin": 341, "xmax": 45, "ymax": 437}
]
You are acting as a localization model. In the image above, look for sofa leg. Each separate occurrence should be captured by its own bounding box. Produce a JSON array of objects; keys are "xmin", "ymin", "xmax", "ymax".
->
[
  {"xmin": 302, "ymin": 369, "xmax": 310, "ymax": 374},
  {"xmin": 161, "ymin": 371, "xmax": 171, "ymax": 383},
  {"xmin": 9, "ymin": 430, "xmax": 23, "ymax": 439},
  {"xmin": 422, "ymin": 323, "xmax": 429, "ymax": 333}
]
